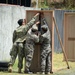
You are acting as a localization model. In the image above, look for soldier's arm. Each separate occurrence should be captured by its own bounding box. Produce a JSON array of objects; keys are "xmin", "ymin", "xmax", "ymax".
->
[
  {"xmin": 28, "ymin": 21, "xmax": 40, "ymax": 36},
  {"xmin": 41, "ymin": 12, "xmax": 47, "ymax": 25},
  {"xmin": 12, "ymin": 30, "xmax": 16, "ymax": 43},
  {"xmin": 42, "ymin": 18, "xmax": 48, "ymax": 25},
  {"xmin": 23, "ymin": 13, "xmax": 39, "ymax": 34}
]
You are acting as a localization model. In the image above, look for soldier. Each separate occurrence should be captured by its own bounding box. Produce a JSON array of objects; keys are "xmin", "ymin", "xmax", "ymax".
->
[
  {"xmin": 39, "ymin": 13, "xmax": 52, "ymax": 74},
  {"xmin": 24, "ymin": 12, "xmax": 51, "ymax": 74},
  {"xmin": 24, "ymin": 22, "xmax": 40, "ymax": 73},
  {"xmin": 8, "ymin": 13, "xmax": 39, "ymax": 73},
  {"xmin": 8, "ymin": 19, "xmax": 26, "ymax": 73}
]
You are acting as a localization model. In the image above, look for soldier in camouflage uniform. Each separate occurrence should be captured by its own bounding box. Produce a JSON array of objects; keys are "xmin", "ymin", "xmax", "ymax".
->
[
  {"xmin": 24, "ymin": 22, "xmax": 40, "ymax": 73},
  {"xmin": 24, "ymin": 13, "xmax": 51, "ymax": 74},
  {"xmin": 8, "ymin": 19, "xmax": 26, "ymax": 73},
  {"xmin": 39, "ymin": 13, "xmax": 52, "ymax": 74},
  {"xmin": 24, "ymin": 12, "xmax": 51, "ymax": 74},
  {"xmin": 8, "ymin": 13, "xmax": 39, "ymax": 73}
]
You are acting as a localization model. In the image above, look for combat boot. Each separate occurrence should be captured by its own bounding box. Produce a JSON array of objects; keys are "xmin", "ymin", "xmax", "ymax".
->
[
  {"xmin": 46, "ymin": 72, "xmax": 50, "ymax": 74},
  {"xmin": 8, "ymin": 65, "xmax": 12, "ymax": 72},
  {"xmin": 24, "ymin": 68, "xmax": 32, "ymax": 74},
  {"xmin": 40, "ymin": 72, "xmax": 45, "ymax": 74}
]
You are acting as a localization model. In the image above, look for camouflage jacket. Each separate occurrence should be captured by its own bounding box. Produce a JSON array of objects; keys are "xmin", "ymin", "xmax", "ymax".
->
[
  {"xmin": 40, "ymin": 18, "xmax": 51, "ymax": 44},
  {"xmin": 13, "ymin": 16, "xmax": 38, "ymax": 43},
  {"xmin": 26, "ymin": 23, "xmax": 39, "ymax": 43}
]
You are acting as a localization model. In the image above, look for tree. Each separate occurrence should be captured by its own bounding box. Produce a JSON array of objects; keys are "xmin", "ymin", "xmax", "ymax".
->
[
  {"xmin": 44, "ymin": 0, "xmax": 47, "ymax": 6},
  {"xmin": 65, "ymin": 0, "xmax": 75, "ymax": 8}
]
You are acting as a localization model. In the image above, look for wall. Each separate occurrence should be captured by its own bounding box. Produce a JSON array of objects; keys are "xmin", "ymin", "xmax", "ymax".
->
[
  {"xmin": 54, "ymin": 10, "xmax": 64, "ymax": 52},
  {"xmin": 54, "ymin": 10, "xmax": 75, "ymax": 53},
  {"xmin": 0, "ymin": 4, "xmax": 40, "ymax": 61}
]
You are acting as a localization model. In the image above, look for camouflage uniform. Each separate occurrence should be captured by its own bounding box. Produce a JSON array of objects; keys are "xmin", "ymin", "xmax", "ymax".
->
[
  {"xmin": 24, "ymin": 18, "xmax": 51, "ymax": 74},
  {"xmin": 10, "ymin": 27, "xmax": 25, "ymax": 67},
  {"xmin": 39, "ymin": 18, "xmax": 51, "ymax": 74},
  {"xmin": 9, "ymin": 15, "xmax": 39, "ymax": 71},
  {"xmin": 24, "ymin": 23, "xmax": 39, "ymax": 72}
]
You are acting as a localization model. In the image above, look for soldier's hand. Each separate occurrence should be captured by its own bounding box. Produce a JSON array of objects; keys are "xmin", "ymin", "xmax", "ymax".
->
[
  {"xmin": 41, "ymin": 12, "xmax": 44, "ymax": 19},
  {"xmin": 38, "ymin": 32, "xmax": 41, "ymax": 36},
  {"xmin": 34, "ymin": 13, "xmax": 40, "ymax": 17},
  {"xmin": 35, "ymin": 21, "xmax": 40, "ymax": 25}
]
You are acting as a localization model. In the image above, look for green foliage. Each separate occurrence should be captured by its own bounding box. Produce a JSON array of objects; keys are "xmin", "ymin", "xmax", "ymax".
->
[
  {"xmin": 38, "ymin": 0, "xmax": 49, "ymax": 8},
  {"xmin": 39, "ymin": 0, "xmax": 75, "ymax": 10},
  {"xmin": 49, "ymin": 2, "xmax": 65, "ymax": 9},
  {"xmin": 63, "ymin": 0, "xmax": 75, "ymax": 10}
]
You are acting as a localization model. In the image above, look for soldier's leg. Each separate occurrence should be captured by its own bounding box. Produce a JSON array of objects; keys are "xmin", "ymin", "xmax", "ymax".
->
[
  {"xmin": 45, "ymin": 52, "xmax": 51, "ymax": 74},
  {"xmin": 24, "ymin": 40, "xmax": 35, "ymax": 73},
  {"xmin": 40, "ymin": 42, "xmax": 51, "ymax": 74},
  {"xmin": 40, "ymin": 43, "xmax": 48, "ymax": 74},
  {"xmin": 8, "ymin": 42, "xmax": 18, "ymax": 72},
  {"xmin": 18, "ymin": 43, "xmax": 24, "ymax": 73},
  {"xmin": 40, "ymin": 51, "xmax": 47, "ymax": 74}
]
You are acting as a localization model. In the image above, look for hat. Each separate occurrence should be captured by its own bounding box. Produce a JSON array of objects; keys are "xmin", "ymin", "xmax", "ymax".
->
[{"xmin": 31, "ymin": 24, "xmax": 38, "ymax": 32}]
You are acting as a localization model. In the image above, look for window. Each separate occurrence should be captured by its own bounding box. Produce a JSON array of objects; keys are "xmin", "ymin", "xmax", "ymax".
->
[
  {"xmin": 0, "ymin": 0, "xmax": 6, "ymax": 3},
  {"xmin": 0, "ymin": 0, "xmax": 31, "ymax": 7}
]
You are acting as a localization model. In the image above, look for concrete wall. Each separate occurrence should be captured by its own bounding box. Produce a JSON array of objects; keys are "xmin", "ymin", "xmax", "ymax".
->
[{"xmin": 0, "ymin": 4, "xmax": 40, "ymax": 61}]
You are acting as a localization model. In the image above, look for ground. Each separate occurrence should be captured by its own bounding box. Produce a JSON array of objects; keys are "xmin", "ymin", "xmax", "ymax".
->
[{"xmin": 0, "ymin": 53, "xmax": 75, "ymax": 75}]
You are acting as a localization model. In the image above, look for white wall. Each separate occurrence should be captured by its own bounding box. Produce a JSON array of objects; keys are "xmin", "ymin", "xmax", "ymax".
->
[{"xmin": 0, "ymin": 4, "xmax": 40, "ymax": 62}]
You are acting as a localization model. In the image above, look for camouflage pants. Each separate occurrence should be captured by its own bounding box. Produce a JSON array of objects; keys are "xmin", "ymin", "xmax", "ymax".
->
[
  {"xmin": 40, "ymin": 43, "xmax": 51, "ymax": 72},
  {"xmin": 9, "ymin": 42, "xmax": 24, "ymax": 69},
  {"xmin": 18, "ymin": 42, "xmax": 25, "ymax": 69},
  {"xmin": 9, "ymin": 42, "xmax": 18, "ymax": 66},
  {"xmin": 24, "ymin": 39, "xmax": 35, "ymax": 69}
]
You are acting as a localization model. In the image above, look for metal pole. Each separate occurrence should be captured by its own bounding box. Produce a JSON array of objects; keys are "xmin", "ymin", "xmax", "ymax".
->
[{"xmin": 53, "ymin": 17, "xmax": 70, "ymax": 69}]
